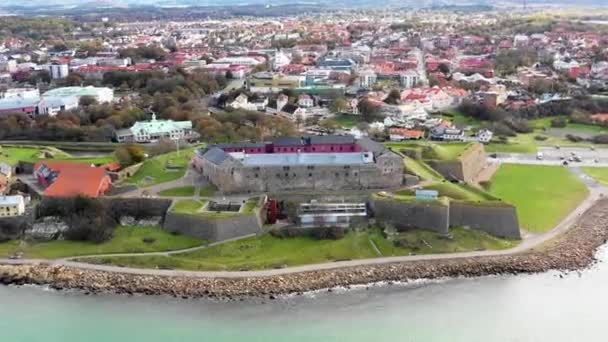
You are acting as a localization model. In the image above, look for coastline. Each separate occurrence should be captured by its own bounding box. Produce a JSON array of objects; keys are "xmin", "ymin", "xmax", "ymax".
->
[{"xmin": 1, "ymin": 199, "xmax": 608, "ymax": 300}]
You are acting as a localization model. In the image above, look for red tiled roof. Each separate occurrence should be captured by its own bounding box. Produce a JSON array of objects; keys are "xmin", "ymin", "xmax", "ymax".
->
[
  {"xmin": 389, "ymin": 128, "xmax": 425, "ymax": 139},
  {"xmin": 34, "ymin": 161, "xmax": 111, "ymax": 198}
]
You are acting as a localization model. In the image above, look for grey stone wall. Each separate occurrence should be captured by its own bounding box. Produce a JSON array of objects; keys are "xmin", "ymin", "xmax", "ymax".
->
[
  {"xmin": 449, "ymin": 201, "xmax": 521, "ymax": 239},
  {"xmin": 163, "ymin": 213, "xmax": 261, "ymax": 242},
  {"xmin": 370, "ymin": 198, "xmax": 449, "ymax": 234},
  {"xmin": 427, "ymin": 143, "xmax": 487, "ymax": 183}
]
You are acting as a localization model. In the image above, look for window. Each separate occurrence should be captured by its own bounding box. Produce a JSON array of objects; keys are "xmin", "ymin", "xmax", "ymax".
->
[
  {"xmin": 335, "ymin": 173, "xmax": 339, "ymax": 177},
  {"xmin": 308, "ymin": 173, "xmax": 312, "ymax": 177},
  {"xmin": 254, "ymin": 174, "xmax": 258, "ymax": 178},
  {"xmin": 285, "ymin": 173, "xmax": 289, "ymax": 177},
  {"xmin": 283, "ymin": 166, "xmax": 290, "ymax": 171}
]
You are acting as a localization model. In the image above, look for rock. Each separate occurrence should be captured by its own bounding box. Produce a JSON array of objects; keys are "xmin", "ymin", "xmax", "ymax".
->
[
  {"xmin": 25, "ymin": 217, "xmax": 69, "ymax": 241},
  {"xmin": 119, "ymin": 216, "xmax": 163, "ymax": 227}
]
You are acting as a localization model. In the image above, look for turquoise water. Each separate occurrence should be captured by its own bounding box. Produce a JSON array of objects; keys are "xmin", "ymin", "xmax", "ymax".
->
[{"xmin": 3, "ymin": 246, "xmax": 608, "ymax": 341}]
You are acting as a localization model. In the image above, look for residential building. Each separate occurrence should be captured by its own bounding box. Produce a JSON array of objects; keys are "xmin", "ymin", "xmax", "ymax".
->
[
  {"xmin": 47, "ymin": 63, "xmax": 69, "ymax": 79},
  {"xmin": 0, "ymin": 195, "xmax": 25, "ymax": 217},
  {"xmin": 389, "ymin": 128, "xmax": 425, "ymax": 141},
  {"xmin": 475, "ymin": 129, "xmax": 493, "ymax": 143},
  {"xmin": 430, "ymin": 126, "xmax": 465, "ymax": 141}
]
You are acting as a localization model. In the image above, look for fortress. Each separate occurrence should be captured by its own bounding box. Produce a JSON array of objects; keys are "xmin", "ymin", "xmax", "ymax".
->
[{"xmin": 191, "ymin": 135, "xmax": 403, "ymax": 194}]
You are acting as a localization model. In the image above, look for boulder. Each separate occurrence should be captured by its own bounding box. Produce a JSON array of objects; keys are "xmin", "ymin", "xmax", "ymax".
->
[{"xmin": 26, "ymin": 217, "xmax": 69, "ymax": 241}]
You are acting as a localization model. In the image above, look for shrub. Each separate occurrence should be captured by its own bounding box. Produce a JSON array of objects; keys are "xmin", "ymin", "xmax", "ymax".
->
[
  {"xmin": 534, "ymin": 135, "xmax": 548, "ymax": 141},
  {"xmin": 592, "ymin": 134, "xmax": 608, "ymax": 144},
  {"xmin": 565, "ymin": 134, "xmax": 584, "ymax": 143},
  {"xmin": 550, "ymin": 117, "xmax": 568, "ymax": 128}
]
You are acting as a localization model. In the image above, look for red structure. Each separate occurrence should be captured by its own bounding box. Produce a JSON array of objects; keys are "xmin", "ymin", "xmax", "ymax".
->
[
  {"xmin": 215, "ymin": 135, "xmax": 363, "ymax": 155},
  {"xmin": 266, "ymin": 199, "xmax": 279, "ymax": 224},
  {"xmin": 33, "ymin": 161, "xmax": 112, "ymax": 198}
]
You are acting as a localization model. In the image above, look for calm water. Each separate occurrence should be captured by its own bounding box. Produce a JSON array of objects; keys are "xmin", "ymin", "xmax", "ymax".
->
[{"xmin": 3, "ymin": 247, "xmax": 608, "ymax": 342}]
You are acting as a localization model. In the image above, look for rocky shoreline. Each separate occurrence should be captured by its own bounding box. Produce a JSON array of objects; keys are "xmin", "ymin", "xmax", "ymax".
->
[{"xmin": 2, "ymin": 199, "xmax": 608, "ymax": 300}]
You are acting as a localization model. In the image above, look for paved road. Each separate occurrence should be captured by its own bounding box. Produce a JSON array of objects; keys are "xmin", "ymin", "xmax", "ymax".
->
[
  {"xmin": 494, "ymin": 146, "xmax": 608, "ymax": 167},
  {"xmin": 2, "ymin": 166, "xmax": 604, "ymax": 279}
]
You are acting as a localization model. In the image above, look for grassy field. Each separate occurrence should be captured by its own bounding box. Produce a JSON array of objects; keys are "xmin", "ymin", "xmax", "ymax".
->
[
  {"xmin": 0, "ymin": 146, "xmax": 70, "ymax": 165},
  {"xmin": 79, "ymin": 228, "xmax": 516, "ymax": 271},
  {"xmin": 582, "ymin": 167, "xmax": 608, "ymax": 185},
  {"xmin": 372, "ymin": 227, "xmax": 516, "ymax": 256},
  {"xmin": 0, "ymin": 225, "xmax": 206, "ymax": 259},
  {"xmin": 438, "ymin": 110, "xmax": 482, "ymax": 128},
  {"xmin": 402, "ymin": 155, "xmax": 442, "ymax": 181},
  {"xmin": 199, "ymin": 184, "xmax": 217, "ymax": 197},
  {"xmin": 331, "ymin": 114, "xmax": 362, "ymax": 128},
  {"xmin": 488, "ymin": 164, "xmax": 589, "ymax": 233},
  {"xmin": 385, "ymin": 141, "xmax": 470, "ymax": 161},
  {"xmin": 172, "ymin": 199, "xmax": 206, "ymax": 214},
  {"xmin": 423, "ymin": 182, "xmax": 495, "ymax": 202},
  {"xmin": 158, "ymin": 186, "xmax": 195, "ymax": 197},
  {"xmin": 0, "ymin": 145, "xmax": 114, "ymax": 166},
  {"xmin": 124, "ymin": 148, "xmax": 195, "ymax": 187}
]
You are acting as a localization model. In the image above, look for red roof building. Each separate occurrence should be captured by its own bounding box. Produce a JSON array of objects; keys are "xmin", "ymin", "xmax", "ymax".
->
[{"xmin": 33, "ymin": 161, "xmax": 112, "ymax": 198}]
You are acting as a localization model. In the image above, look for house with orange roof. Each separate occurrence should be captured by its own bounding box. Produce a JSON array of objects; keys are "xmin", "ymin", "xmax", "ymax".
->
[
  {"xmin": 33, "ymin": 161, "xmax": 111, "ymax": 198},
  {"xmin": 389, "ymin": 128, "xmax": 425, "ymax": 142}
]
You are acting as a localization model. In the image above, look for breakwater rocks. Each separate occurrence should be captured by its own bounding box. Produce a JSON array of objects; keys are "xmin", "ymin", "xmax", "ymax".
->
[{"xmin": 2, "ymin": 199, "xmax": 608, "ymax": 299}]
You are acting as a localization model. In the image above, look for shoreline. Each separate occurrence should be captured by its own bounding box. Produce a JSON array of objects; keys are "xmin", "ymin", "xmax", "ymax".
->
[{"xmin": 1, "ymin": 199, "xmax": 608, "ymax": 300}]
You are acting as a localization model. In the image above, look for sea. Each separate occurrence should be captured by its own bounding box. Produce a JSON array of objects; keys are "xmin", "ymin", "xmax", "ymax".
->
[{"xmin": 3, "ymin": 246, "xmax": 608, "ymax": 341}]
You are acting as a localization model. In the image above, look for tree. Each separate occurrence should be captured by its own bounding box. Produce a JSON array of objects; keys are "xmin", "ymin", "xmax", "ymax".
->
[
  {"xmin": 358, "ymin": 99, "xmax": 383, "ymax": 123},
  {"xmin": 319, "ymin": 119, "xmax": 338, "ymax": 133},
  {"xmin": 438, "ymin": 63, "xmax": 451, "ymax": 75},
  {"xmin": 384, "ymin": 89, "xmax": 401, "ymax": 105},
  {"xmin": 114, "ymin": 144, "xmax": 146, "ymax": 167},
  {"xmin": 329, "ymin": 97, "xmax": 349, "ymax": 113},
  {"xmin": 79, "ymin": 95, "xmax": 98, "ymax": 107}
]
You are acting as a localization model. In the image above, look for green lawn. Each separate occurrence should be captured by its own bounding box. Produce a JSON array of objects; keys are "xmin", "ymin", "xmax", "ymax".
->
[
  {"xmin": 158, "ymin": 186, "xmax": 195, "ymax": 197},
  {"xmin": 79, "ymin": 227, "xmax": 516, "ymax": 271},
  {"xmin": 402, "ymin": 155, "xmax": 442, "ymax": 181},
  {"xmin": 423, "ymin": 182, "xmax": 496, "ymax": 202},
  {"xmin": 438, "ymin": 110, "xmax": 482, "ymax": 128},
  {"xmin": 372, "ymin": 227, "xmax": 516, "ymax": 256},
  {"xmin": 172, "ymin": 199, "xmax": 206, "ymax": 214},
  {"xmin": 331, "ymin": 114, "xmax": 362, "ymax": 128},
  {"xmin": 242, "ymin": 200, "xmax": 258, "ymax": 213},
  {"xmin": 582, "ymin": 167, "xmax": 608, "ymax": 185},
  {"xmin": 488, "ymin": 164, "xmax": 589, "ymax": 233},
  {"xmin": 384, "ymin": 141, "xmax": 470, "ymax": 161},
  {"xmin": 199, "ymin": 184, "xmax": 217, "ymax": 197},
  {"xmin": 49, "ymin": 155, "xmax": 115, "ymax": 165},
  {"xmin": 0, "ymin": 146, "xmax": 71, "ymax": 165},
  {"xmin": 124, "ymin": 148, "xmax": 195, "ymax": 187},
  {"xmin": 0, "ymin": 145, "xmax": 114, "ymax": 166},
  {"xmin": 0, "ymin": 225, "xmax": 206, "ymax": 259}
]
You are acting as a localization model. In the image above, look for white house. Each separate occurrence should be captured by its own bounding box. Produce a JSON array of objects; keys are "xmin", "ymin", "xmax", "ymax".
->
[
  {"xmin": 475, "ymin": 129, "xmax": 493, "ymax": 143},
  {"xmin": 115, "ymin": 114, "xmax": 194, "ymax": 143},
  {"xmin": 298, "ymin": 94, "xmax": 314, "ymax": 108},
  {"xmin": 0, "ymin": 195, "xmax": 25, "ymax": 217}
]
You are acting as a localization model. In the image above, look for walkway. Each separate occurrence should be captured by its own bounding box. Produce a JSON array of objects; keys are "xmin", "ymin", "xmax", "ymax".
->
[{"xmin": 1, "ymin": 172, "xmax": 604, "ymax": 278}]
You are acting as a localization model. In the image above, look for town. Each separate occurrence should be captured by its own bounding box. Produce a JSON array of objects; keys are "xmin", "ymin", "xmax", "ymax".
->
[{"xmin": 1, "ymin": 5, "xmax": 608, "ymax": 274}]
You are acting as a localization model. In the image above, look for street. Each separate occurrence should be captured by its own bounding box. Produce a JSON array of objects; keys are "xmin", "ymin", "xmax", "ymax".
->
[{"xmin": 493, "ymin": 146, "xmax": 608, "ymax": 167}]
